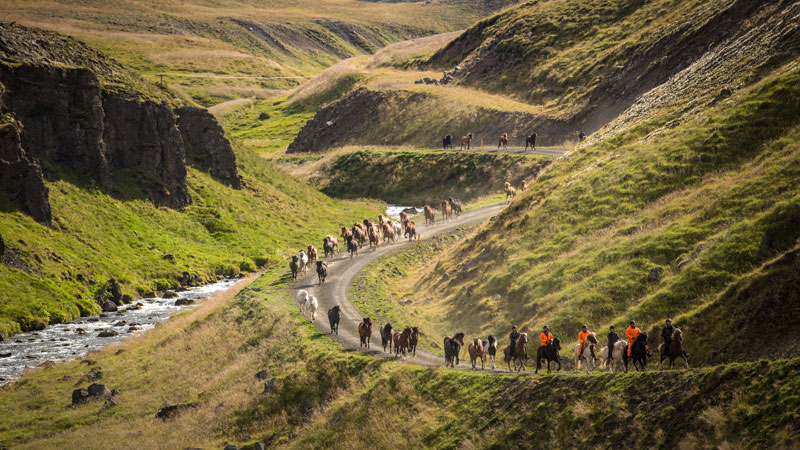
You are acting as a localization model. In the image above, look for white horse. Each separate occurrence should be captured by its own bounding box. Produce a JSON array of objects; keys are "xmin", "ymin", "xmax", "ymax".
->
[
  {"xmin": 600, "ymin": 340, "xmax": 628, "ymax": 373},
  {"xmin": 296, "ymin": 289, "xmax": 309, "ymax": 312},
  {"xmin": 391, "ymin": 220, "xmax": 402, "ymax": 241},
  {"xmin": 298, "ymin": 249, "xmax": 309, "ymax": 273},
  {"xmin": 574, "ymin": 332, "xmax": 599, "ymax": 373},
  {"xmin": 304, "ymin": 294, "xmax": 318, "ymax": 321}
]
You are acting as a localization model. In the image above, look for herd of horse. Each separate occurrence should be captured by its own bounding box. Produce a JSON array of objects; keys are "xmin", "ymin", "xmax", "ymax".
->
[{"xmin": 442, "ymin": 132, "xmax": 538, "ymax": 150}]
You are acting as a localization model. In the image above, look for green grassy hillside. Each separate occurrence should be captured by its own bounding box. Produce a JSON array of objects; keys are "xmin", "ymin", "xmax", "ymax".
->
[
  {"xmin": 394, "ymin": 58, "xmax": 800, "ymax": 363},
  {"xmin": 0, "ymin": 132, "xmax": 379, "ymax": 337},
  {"xmin": 291, "ymin": 148, "xmax": 550, "ymax": 205},
  {"xmin": 3, "ymin": 263, "xmax": 798, "ymax": 450}
]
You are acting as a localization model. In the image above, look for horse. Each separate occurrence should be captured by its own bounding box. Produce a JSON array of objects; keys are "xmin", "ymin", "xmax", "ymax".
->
[
  {"xmin": 443, "ymin": 332, "xmax": 465, "ymax": 367},
  {"xmin": 352, "ymin": 226, "xmax": 367, "ymax": 248},
  {"xmin": 461, "ymin": 133, "xmax": 473, "ymax": 150},
  {"xmin": 307, "ymin": 245, "xmax": 318, "ymax": 265},
  {"xmin": 409, "ymin": 327, "xmax": 419, "ymax": 356},
  {"xmin": 624, "ymin": 332, "xmax": 650, "ymax": 372},
  {"xmin": 380, "ymin": 323, "xmax": 393, "ymax": 352},
  {"xmin": 327, "ymin": 305, "xmax": 340, "ymax": 335},
  {"xmin": 381, "ymin": 222, "xmax": 395, "ymax": 243},
  {"xmin": 346, "ymin": 235, "xmax": 358, "ymax": 258},
  {"xmin": 304, "ymin": 295, "xmax": 318, "ymax": 321},
  {"xmin": 399, "ymin": 211, "xmax": 410, "ymax": 231},
  {"xmin": 440, "ymin": 200, "xmax": 452, "ymax": 221},
  {"xmin": 341, "ymin": 226, "xmax": 353, "ymax": 242},
  {"xmin": 298, "ymin": 249, "xmax": 308, "ymax": 273},
  {"xmin": 390, "ymin": 220, "xmax": 402, "ymax": 240},
  {"xmin": 486, "ymin": 335, "xmax": 497, "ymax": 369},
  {"xmin": 503, "ymin": 333, "xmax": 529, "ymax": 372},
  {"xmin": 659, "ymin": 328, "xmax": 689, "ymax": 370},
  {"xmin": 289, "ymin": 255, "xmax": 300, "ymax": 281},
  {"xmin": 443, "ymin": 134, "xmax": 452, "ymax": 149},
  {"xmin": 295, "ymin": 290, "xmax": 308, "ymax": 311},
  {"xmin": 358, "ymin": 318, "xmax": 373, "ymax": 348},
  {"xmin": 498, "ymin": 133, "xmax": 508, "ymax": 149},
  {"xmin": 468, "ymin": 338, "xmax": 486, "ymax": 370},
  {"xmin": 447, "ymin": 197, "xmax": 462, "ymax": 217},
  {"xmin": 316, "ymin": 261, "xmax": 327, "ymax": 285},
  {"xmin": 600, "ymin": 340, "xmax": 627, "ymax": 374},
  {"xmin": 520, "ymin": 180, "xmax": 528, "ymax": 191},
  {"xmin": 368, "ymin": 225, "xmax": 381, "ymax": 249},
  {"xmin": 574, "ymin": 332, "xmax": 599, "ymax": 373},
  {"xmin": 404, "ymin": 221, "xmax": 417, "ymax": 241},
  {"xmin": 323, "ymin": 236, "xmax": 337, "ymax": 258},
  {"xmin": 394, "ymin": 327, "xmax": 412, "ymax": 356},
  {"xmin": 535, "ymin": 338, "xmax": 562, "ymax": 374},
  {"xmin": 525, "ymin": 133, "xmax": 537, "ymax": 150},
  {"xmin": 424, "ymin": 205, "xmax": 435, "ymax": 225},
  {"xmin": 504, "ymin": 182, "xmax": 516, "ymax": 203}
]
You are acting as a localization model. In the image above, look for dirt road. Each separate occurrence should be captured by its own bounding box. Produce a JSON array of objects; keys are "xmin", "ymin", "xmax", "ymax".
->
[{"xmin": 294, "ymin": 204, "xmax": 506, "ymax": 369}]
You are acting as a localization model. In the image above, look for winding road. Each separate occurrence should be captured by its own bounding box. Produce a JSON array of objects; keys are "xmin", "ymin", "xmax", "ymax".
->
[{"xmin": 294, "ymin": 204, "xmax": 506, "ymax": 369}]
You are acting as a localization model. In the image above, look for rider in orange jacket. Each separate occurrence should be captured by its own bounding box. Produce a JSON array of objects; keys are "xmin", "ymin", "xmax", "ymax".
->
[
  {"xmin": 626, "ymin": 320, "xmax": 640, "ymax": 357},
  {"xmin": 539, "ymin": 325, "xmax": 554, "ymax": 347},
  {"xmin": 577, "ymin": 324, "xmax": 590, "ymax": 368}
]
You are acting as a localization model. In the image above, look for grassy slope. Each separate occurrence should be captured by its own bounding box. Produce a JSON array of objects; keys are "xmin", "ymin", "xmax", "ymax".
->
[
  {"xmin": 0, "ymin": 0, "xmax": 499, "ymax": 107},
  {"xmin": 3, "ymin": 263, "xmax": 799, "ymax": 449},
  {"xmin": 389, "ymin": 59, "xmax": 800, "ymax": 361},
  {"xmin": 292, "ymin": 148, "xmax": 549, "ymax": 205},
  {"xmin": 0, "ymin": 118, "xmax": 380, "ymax": 337}
]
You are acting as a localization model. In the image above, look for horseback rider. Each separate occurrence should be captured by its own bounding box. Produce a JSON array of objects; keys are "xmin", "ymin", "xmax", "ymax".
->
[
  {"xmin": 625, "ymin": 320, "xmax": 640, "ymax": 357},
  {"xmin": 577, "ymin": 324, "xmax": 590, "ymax": 368},
  {"xmin": 509, "ymin": 325, "xmax": 520, "ymax": 352},
  {"xmin": 539, "ymin": 325, "xmax": 554, "ymax": 348},
  {"xmin": 661, "ymin": 318, "xmax": 674, "ymax": 357},
  {"xmin": 607, "ymin": 325, "xmax": 619, "ymax": 365}
]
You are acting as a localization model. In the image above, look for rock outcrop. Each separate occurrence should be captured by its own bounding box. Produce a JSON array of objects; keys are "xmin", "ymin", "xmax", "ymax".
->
[
  {"xmin": 175, "ymin": 107, "xmax": 241, "ymax": 189},
  {"xmin": 0, "ymin": 23, "xmax": 191, "ymax": 210},
  {"xmin": 0, "ymin": 116, "xmax": 52, "ymax": 225}
]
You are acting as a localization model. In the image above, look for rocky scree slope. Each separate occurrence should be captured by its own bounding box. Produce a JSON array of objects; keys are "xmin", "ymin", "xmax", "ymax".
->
[
  {"xmin": 0, "ymin": 23, "xmax": 240, "ymax": 213},
  {"xmin": 428, "ymin": 0, "xmax": 800, "ymax": 140}
]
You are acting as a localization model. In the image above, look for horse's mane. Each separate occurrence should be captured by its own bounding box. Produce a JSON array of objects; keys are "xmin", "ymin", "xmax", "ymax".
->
[{"xmin": 587, "ymin": 332, "xmax": 598, "ymax": 344}]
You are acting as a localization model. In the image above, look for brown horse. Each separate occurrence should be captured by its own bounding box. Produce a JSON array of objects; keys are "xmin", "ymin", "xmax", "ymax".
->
[
  {"xmin": 504, "ymin": 182, "xmax": 516, "ymax": 202},
  {"xmin": 468, "ymin": 338, "xmax": 486, "ymax": 370},
  {"xmin": 520, "ymin": 180, "xmax": 528, "ymax": 191},
  {"xmin": 394, "ymin": 327, "xmax": 412, "ymax": 356},
  {"xmin": 368, "ymin": 225, "xmax": 381, "ymax": 249},
  {"xmin": 404, "ymin": 220, "xmax": 417, "ymax": 241},
  {"xmin": 498, "ymin": 133, "xmax": 508, "ymax": 149},
  {"xmin": 424, "ymin": 205, "xmax": 436, "ymax": 226},
  {"xmin": 659, "ymin": 328, "xmax": 689, "ymax": 370},
  {"xmin": 409, "ymin": 327, "xmax": 419, "ymax": 356},
  {"xmin": 503, "ymin": 333, "xmax": 529, "ymax": 371},
  {"xmin": 440, "ymin": 200, "xmax": 452, "ymax": 221},
  {"xmin": 307, "ymin": 245, "xmax": 318, "ymax": 265},
  {"xmin": 461, "ymin": 133, "xmax": 473, "ymax": 150},
  {"xmin": 358, "ymin": 318, "xmax": 373, "ymax": 348},
  {"xmin": 381, "ymin": 323, "xmax": 393, "ymax": 352}
]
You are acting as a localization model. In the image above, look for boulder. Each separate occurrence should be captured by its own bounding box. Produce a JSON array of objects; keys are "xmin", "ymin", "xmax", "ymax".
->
[
  {"xmin": 255, "ymin": 369, "xmax": 269, "ymax": 380},
  {"xmin": 72, "ymin": 388, "xmax": 90, "ymax": 405},
  {"xmin": 108, "ymin": 278, "xmax": 123, "ymax": 304},
  {"xmin": 98, "ymin": 329, "xmax": 119, "ymax": 337},
  {"xmin": 75, "ymin": 328, "xmax": 87, "ymax": 335},
  {"xmin": 263, "ymin": 378, "xmax": 276, "ymax": 393},
  {"xmin": 175, "ymin": 299, "xmax": 195, "ymax": 306},
  {"xmin": 258, "ymin": 112, "xmax": 270, "ymax": 120},
  {"xmin": 162, "ymin": 291, "xmax": 178, "ymax": 299},
  {"xmin": 101, "ymin": 301, "xmax": 118, "ymax": 312},
  {"xmin": 175, "ymin": 106, "xmax": 241, "ymax": 189},
  {"xmin": 87, "ymin": 383, "xmax": 111, "ymax": 397},
  {"xmin": 224, "ymin": 445, "xmax": 238, "ymax": 450},
  {"xmin": 254, "ymin": 443, "xmax": 265, "ymax": 450},
  {"xmin": 648, "ymin": 267, "xmax": 664, "ymax": 282},
  {"xmin": 155, "ymin": 402, "xmax": 199, "ymax": 420},
  {"xmin": 0, "ymin": 352, "xmax": 11, "ymax": 358}
]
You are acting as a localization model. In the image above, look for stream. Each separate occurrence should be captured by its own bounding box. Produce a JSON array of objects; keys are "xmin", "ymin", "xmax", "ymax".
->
[{"xmin": 0, "ymin": 278, "xmax": 238, "ymax": 385}]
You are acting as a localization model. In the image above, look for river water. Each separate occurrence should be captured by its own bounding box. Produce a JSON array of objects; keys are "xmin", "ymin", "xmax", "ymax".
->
[
  {"xmin": 0, "ymin": 278, "xmax": 238, "ymax": 385},
  {"xmin": 385, "ymin": 205, "xmax": 420, "ymax": 220}
]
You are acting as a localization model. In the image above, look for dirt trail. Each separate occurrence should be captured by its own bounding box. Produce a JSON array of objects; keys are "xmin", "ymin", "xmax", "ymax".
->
[{"xmin": 294, "ymin": 204, "xmax": 523, "ymax": 371}]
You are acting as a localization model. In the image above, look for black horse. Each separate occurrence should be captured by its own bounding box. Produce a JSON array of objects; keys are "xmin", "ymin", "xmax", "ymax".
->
[
  {"xmin": 316, "ymin": 261, "xmax": 327, "ymax": 285},
  {"xmin": 535, "ymin": 337, "xmax": 561, "ymax": 374},
  {"xmin": 443, "ymin": 134, "xmax": 452, "ymax": 149},
  {"xmin": 327, "ymin": 305, "xmax": 340, "ymax": 335},
  {"xmin": 624, "ymin": 332, "xmax": 650, "ymax": 372},
  {"xmin": 410, "ymin": 327, "xmax": 419, "ymax": 356},
  {"xmin": 525, "ymin": 133, "xmax": 537, "ymax": 150}
]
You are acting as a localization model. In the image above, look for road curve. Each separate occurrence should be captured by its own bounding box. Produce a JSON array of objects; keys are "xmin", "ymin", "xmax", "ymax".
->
[{"xmin": 294, "ymin": 204, "xmax": 506, "ymax": 369}]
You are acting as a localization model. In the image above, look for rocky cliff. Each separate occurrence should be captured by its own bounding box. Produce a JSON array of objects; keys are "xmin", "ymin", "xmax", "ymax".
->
[
  {"xmin": 176, "ymin": 107, "xmax": 241, "ymax": 189},
  {"xmin": 0, "ymin": 23, "xmax": 240, "ymax": 213},
  {"xmin": 0, "ymin": 115, "xmax": 51, "ymax": 225}
]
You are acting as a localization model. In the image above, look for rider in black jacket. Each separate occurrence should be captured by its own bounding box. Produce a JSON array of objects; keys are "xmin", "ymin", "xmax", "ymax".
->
[{"xmin": 661, "ymin": 318, "xmax": 674, "ymax": 356}]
